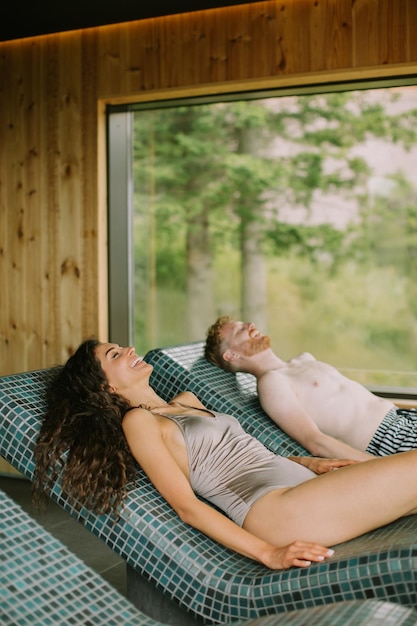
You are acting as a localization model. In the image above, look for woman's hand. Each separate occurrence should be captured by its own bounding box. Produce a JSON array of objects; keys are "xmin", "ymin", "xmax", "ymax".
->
[
  {"xmin": 289, "ymin": 456, "xmax": 360, "ymax": 475},
  {"xmin": 262, "ymin": 541, "xmax": 335, "ymax": 569}
]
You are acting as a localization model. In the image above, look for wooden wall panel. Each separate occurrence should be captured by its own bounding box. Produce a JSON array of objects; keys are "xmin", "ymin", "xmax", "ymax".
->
[
  {"xmin": 43, "ymin": 36, "xmax": 61, "ymax": 368},
  {"xmin": 3, "ymin": 43, "xmax": 23, "ymax": 370},
  {"xmin": 56, "ymin": 33, "xmax": 84, "ymax": 358},
  {"xmin": 81, "ymin": 29, "xmax": 102, "ymax": 344},
  {"xmin": 407, "ymin": 0, "xmax": 417, "ymax": 61},
  {"xmin": 0, "ymin": 0, "xmax": 416, "ymax": 379},
  {"xmin": 21, "ymin": 39, "xmax": 47, "ymax": 371},
  {"xmin": 352, "ymin": 0, "xmax": 410, "ymax": 67}
]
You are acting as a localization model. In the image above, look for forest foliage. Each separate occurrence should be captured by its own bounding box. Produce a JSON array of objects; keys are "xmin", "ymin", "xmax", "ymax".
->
[{"xmin": 133, "ymin": 85, "xmax": 417, "ymax": 388}]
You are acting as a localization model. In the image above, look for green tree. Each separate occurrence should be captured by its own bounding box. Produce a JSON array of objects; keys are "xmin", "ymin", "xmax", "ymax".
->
[
  {"xmin": 133, "ymin": 105, "xmax": 236, "ymax": 343},
  {"xmin": 133, "ymin": 87, "xmax": 417, "ymax": 365}
]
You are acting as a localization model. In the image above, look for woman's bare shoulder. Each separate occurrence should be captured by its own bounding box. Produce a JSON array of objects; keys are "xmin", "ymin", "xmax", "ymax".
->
[{"xmin": 122, "ymin": 406, "xmax": 153, "ymax": 426}]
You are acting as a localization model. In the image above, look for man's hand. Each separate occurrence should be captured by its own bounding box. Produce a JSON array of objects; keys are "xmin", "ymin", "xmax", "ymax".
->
[{"xmin": 289, "ymin": 456, "xmax": 360, "ymax": 474}]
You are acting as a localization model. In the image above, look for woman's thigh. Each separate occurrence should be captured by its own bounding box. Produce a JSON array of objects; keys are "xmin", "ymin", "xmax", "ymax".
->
[{"xmin": 243, "ymin": 451, "xmax": 417, "ymax": 546}]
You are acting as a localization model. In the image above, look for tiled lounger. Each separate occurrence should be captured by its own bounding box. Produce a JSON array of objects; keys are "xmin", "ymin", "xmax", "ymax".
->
[
  {"xmin": 5, "ymin": 490, "xmax": 417, "ymax": 626},
  {"xmin": 2, "ymin": 489, "xmax": 158, "ymax": 626},
  {"xmin": 0, "ymin": 347, "xmax": 416, "ymax": 625}
]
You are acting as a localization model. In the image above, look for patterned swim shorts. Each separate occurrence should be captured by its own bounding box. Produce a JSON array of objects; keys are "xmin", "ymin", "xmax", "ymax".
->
[{"xmin": 366, "ymin": 406, "xmax": 417, "ymax": 456}]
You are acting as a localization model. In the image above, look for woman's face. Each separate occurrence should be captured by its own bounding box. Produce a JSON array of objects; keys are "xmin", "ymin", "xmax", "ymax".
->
[{"xmin": 95, "ymin": 343, "xmax": 153, "ymax": 393}]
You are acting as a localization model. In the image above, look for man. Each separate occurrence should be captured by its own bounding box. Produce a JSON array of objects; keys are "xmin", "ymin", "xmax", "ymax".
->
[{"xmin": 204, "ymin": 316, "xmax": 417, "ymax": 461}]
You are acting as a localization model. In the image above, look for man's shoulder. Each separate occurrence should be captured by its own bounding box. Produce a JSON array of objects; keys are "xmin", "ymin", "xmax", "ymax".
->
[
  {"xmin": 257, "ymin": 352, "xmax": 317, "ymax": 387},
  {"xmin": 257, "ymin": 367, "xmax": 291, "ymax": 389},
  {"xmin": 256, "ymin": 368, "xmax": 297, "ymax": 411},
  {"xmin": 288, "ymin": 351, "xmax": 316, "ymax": 364}
]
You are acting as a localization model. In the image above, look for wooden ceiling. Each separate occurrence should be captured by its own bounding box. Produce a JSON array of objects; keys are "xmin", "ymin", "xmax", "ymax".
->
[{"xmin": 1, "ymin": 0, "xmax": 263, "ymax": 41}]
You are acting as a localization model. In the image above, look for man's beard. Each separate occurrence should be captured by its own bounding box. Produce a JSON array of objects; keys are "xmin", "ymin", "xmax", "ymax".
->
[{"xmin": 240, "ymin": 335, "xmax": 271, "ymax": 357}]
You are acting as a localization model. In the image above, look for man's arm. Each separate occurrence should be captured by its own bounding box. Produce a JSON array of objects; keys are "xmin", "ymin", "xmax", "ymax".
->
[{"xmin": 257, "ymin": 373, "xmax": 373, "ymax": 461}]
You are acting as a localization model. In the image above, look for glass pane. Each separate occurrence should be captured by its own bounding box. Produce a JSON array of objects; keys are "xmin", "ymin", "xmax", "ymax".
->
[{"xmin": 133, "ymin": 84, "xmax": 417, "ymax": 390}]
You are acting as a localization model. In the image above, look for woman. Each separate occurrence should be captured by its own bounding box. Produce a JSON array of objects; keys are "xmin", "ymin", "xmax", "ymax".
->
[{"xmin": 33, "ymin": 339, "xmax": 417, "ymax": 570}]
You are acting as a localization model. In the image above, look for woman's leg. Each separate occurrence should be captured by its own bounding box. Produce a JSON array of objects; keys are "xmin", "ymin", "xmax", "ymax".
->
[{"xmin": 243, "ymin": 450, "xmax": 417, "ymax": 546}]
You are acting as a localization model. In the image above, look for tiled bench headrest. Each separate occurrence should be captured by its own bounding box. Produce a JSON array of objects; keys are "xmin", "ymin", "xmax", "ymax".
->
[{"xmin": 146, "ymin": 341, "xmax": 309, "ymax": 456}]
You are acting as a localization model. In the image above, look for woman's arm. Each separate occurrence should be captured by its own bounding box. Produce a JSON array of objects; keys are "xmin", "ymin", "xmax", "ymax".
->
[{"xmin": 122, "ymin": 408, "xmax": 334, "ymax": 570}]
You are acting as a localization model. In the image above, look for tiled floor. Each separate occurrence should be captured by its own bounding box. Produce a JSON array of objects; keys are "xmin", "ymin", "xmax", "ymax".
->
[{"xmin": 1, "ymin": 474, "xmax": 127, "ymax": 597}]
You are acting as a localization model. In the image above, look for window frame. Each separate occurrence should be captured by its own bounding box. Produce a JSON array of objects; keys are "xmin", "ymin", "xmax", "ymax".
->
[
  {"xmin": 106, "ymin": 70, "xmax": 417, "ymax": 399},
  {"xmin": 107, "ymin": 111, "xmax": 135, "ymax": 347}
]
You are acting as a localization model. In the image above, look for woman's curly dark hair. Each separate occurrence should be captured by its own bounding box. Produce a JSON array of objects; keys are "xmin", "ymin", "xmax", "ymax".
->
[{"xmin": 32, "ymin": 339, "xmax": 138, "ymax": 518}]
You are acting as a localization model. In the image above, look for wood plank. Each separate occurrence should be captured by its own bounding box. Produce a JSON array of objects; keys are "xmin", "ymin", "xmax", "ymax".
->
[
  {"xmin": 55, "ymin": 32, "xmax": 84, "ymax": 360},
  {"xmin": 1, "ymin": 0, "xmax": 417, "ymax": 376},
  {"xmin": 406, "ymin": 0, "xmax": 417, "ymax": 61},
  {"xmin": 0, "ymin": 457, "xmax": 23, "ymax": 477},
  {"xmin": 81, "ymin": 28, "xmax": 101, "ymax": 341},
  {"xmin": 23, "ymin": 38, "xmax": 49, "ymax": 372},
  {"xmin": 352, "ymin": 0, "xmax": 411, "ymax": 67},
  {"xmin": 5, "ymin": 41, "xmax": 27, "ymax": 374}
]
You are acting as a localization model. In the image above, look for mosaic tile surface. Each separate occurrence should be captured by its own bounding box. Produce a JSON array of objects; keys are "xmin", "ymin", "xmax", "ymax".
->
[
  {"xmin": 3, "ymin": 490, "xmax": 417, "ymax": 626},
  {"xmin": 1, "ymin": 350, "xmax": 417, "ymax": 625},
  {"xmin": 1, "ymin": 489, "xmax": 161, "ymax": 626}
]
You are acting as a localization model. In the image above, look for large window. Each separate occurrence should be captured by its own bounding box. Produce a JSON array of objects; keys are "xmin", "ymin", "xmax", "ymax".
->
[{"xmin": 108, "ymin": 76, "xmax": 417, "ymax": 394}]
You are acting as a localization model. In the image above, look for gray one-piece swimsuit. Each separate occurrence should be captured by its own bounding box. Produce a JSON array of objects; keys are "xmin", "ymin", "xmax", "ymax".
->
[{"xmin": 161, "ymin": 405, "xmax": 316, "ymax": 526}]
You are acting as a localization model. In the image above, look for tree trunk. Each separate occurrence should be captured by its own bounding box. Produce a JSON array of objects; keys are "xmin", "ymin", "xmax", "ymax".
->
[
  {"xmin": 237, "ymin": 125, "xmax": 267, "ymax": 329},
  {"xmin": 241, "ymin": 216, "xmax": 266, "ymax": 328},
  {"xmin": 186, "ymin": 205, "xmax": 214, "ymax": 340}
]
